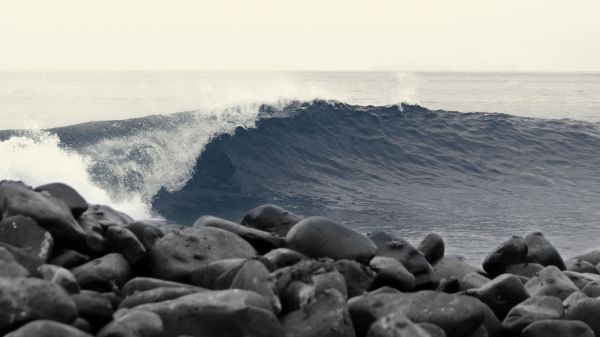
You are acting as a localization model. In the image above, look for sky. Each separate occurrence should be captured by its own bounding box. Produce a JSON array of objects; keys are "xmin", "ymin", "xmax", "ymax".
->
[{"xmin": 1, "ymin": 0, "xmax": 599, "ymax": 72}]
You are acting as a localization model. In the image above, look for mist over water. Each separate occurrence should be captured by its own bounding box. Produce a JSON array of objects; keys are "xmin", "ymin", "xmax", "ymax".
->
[{"xmin": 1, "ymin": 71, "xmax": 600, "ymax": 261}]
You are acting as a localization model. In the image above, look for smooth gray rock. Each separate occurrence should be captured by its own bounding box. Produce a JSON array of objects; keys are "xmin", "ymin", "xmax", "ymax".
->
[
  {"xmin": 125, "ymin": 220, "xmax": 165, "ymax": 250},
  {"xmin": 0, "ymin": 246, "xmax": 29, "ymax": 277},
  {"xmin": 482, "ymin": 236, "xmax": 528, "ymax": 277},
  {"xmin": 37, "ymin": 264, "xmax": 80, "ymax": 294},
  {"xmin": 369, "ymin": 256, "xmax": 415, "ymax": 291},
  {"xmin": 189, "ymin": 258, "xmax": 246, "ymax": 289},
  {"xmin": 264, "ymin": 248, "xmax": 306, "ymax": 269},
  {"xmin": 105, "ymin": 226, "xmax": 147, "ymax": 265},
  {"xmin": 71, "ymin": 290, "xmax": 114, "ymax": 330},
  {"xmin": 367, "ymin": 312, "xmax": 432, "ymax": 337},
  {"xmin": 230, "ymin": 259, "xmax": 280, "ymax": 313},
  {"xmin": 502, "ymin": 296, "xmax": 564, "ymax": 335},
  {"xmin": 522, "ymin": 319, "xmax": 594, "ymax": 337},
  {"xmin": 71, "ymin": 253, "xmax": 132, "ymax": 291},
  {"xmin": 565, "ymin": 258, "xmax": 598, "ymax": 274},
  {"xmin": 418, "ymin": 233, "xmax": 445, "ymax": 265},
  {"xmin": 524, "ymin": 232, "xmax": 565, "ymax": 269},
  {"xmin": 565, "ymin": 296, "xmax": 600, "ymax": 336},
  {"xmin": 97, "ymin": 311, "xmax": 164, "ymax": 337},
  {"xmin": 433, "ymin": 254, "xmax": 482, "ymax": 281},
  {"xmin": 286, "ymin": 217, "xmax": 376, "ymax": 264},
  {"xmin": 469, "ymin": 274, "xmax": 529, "ymax": 320},
  {"xmin": 335, "ymin": 259, "xmax": 376, "ymax": 298},
  {"xmin": 149, "ymin": 227, "xmax": 256, "ymax": 282},
  {"xmin": 460, "ymin": 272, "xmax": 490, "ymax": 291},
  {"xmin": 571, "ymin": 249, "xmax": 600, "ymax": 266},
  {"xmin": 242, "ymin": 204, "xmax": 302, "ymax": 237},
  {"xmin": 82, "ymin": 204, "xmax": 133, "ymax": 228},
  {"xmin": 35, "ymin": 182, "xmax": 89, "ymax": 217},
  {"xmin": 4, "ymin": 320, "xmax": 93, "ymax": 337},
  {"xmin": 504, "ymin": 262, "xmax": 544, "ymax": 278},
  {"xmin": 49, "ymin": 249, "xmax": 89, "ymax": 269},
  {"xmin": 119, "ymin": 286, "xmax": 201, "ymax": 309},
  {"xmin": 524, "ymin": 265, "xmax": 578, "ymax": 300},
  {"xmin": 0, "ymin": 215, "xmax": 54, "ymax": 260},
  {"xmin": 121, "ymin": 277, "xmax": 204, "ymax": 296},
  {"xmin": 564, "ymin": 271, "xmax": 600, "ymax": 290}
]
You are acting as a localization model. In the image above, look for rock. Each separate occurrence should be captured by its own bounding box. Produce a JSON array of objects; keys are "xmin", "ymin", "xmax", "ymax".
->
[
  {"xmin": 0, "ymin": 215, "xmax": 54, "ymax": 260},
  {"xmin": 0, "ymin": 277, "xmax": 78, "ymax": 333},
  {"xmin": 272, "ymin": 259, "xmax": 347, "ymax": 314},
  {"xmin": 502, "ymin": 296, "xmax": 564, "ymax": 335},
  {"xmin": 504, "ymin": 262, "xmax": 544, "ymax": 278},
  {"xmin": 194, "ymin": 215, "xmax": 285, "ymax": 254},
  {"xmin": 369, "ymin": 256, "xmax": 415, "ymax": 291},
  {"xmin": 433, "ymin": 254, "xmax": 481, "ymax": 281},
  {"xmin": 49, "ymin": 249, "xmax": 89, "ymax": 268},
  {"xmin": 572, "ymin": 249, "xmax": 600, "ymax": 266},
  {"xmin": 367, "ymin": 312, "xmax": 432, "ymax": 337},
  {"xmin": 127, "ymin": 289, "xmax": 282, "ymax": 337},
  {"xmin": 35, "ymin": 182, "xmax": 89, "ymax": 217},
  {"xmin": 76, "ymin": 213, "xmax": 106, "ymax": 254},
  {"xmin": 264, "ymin": 248, "xmax": 306, "ymax": 269},
  {"xmin": 286, "ymin": 217, "xmax": 376, "ymax": 264},
  {"xmin": 242, "ymin": 204, "xmax": 302, "ymax": 237},
  {"xmin": 418, "ymin": 233, "xmax": 445, "ymax": 265},
  {"xmin": 149, "ymin": 227, "xmax": 256, "ymax": 282},
  {"xmin": 121, "ymin": 277, "xmax": 204, "ymax": 296},
  {"xmin": 119, "ymin": 287, "xmax": 201, "ymax": 309},
  {"xmin": 460, "ymin": 272, "xmax": 490, "ymax": 291},
  {"xmin": 97, "ymin": 311, "xmax": 164, "ymax": 337},
  {"xmin": 82, "ymin": 204, "xmax": 133, "ymax": 228},
  {"xmin": 522, "ymin": 319, "xmax": 594, "ymax": 337},
  {"xmin": 417, "ymin": 323, "xmax": 447, "ymax": 337},
  {"xmin": 189, "ymin": 258, "xmax": 246, "ymax": 289},
  {"xmin": 125, "ymin": 220, "xmax": 165, "ymax": 250},
  {"xmin": 71, "ymin": 317, "xmax": 92, "ymax": 334},
  {"xmin": 436, "ymin": 277, "xmax": 460, "ymax": 293},
  {"xmin": 71, "ymin": 253, "xmax": 132, "ymax": 291},
  {"xmin": 370, "ymin": 231, "xmax": 438, "ymax": 289},
  {"xmin": 564, "ymin": 271, "xmax": 600, "ymax": 290},
  {"xmin": 524, "ymin": 265, "xmax": 579, "ymax": 300},
  {"xmin": 482, "ymin": 236, "xmax": 528, "ymax": 277},
  {"xmin": 282, "ymin": 289, "xmax": 355, "ymax": 337},
  {"xmin": 348, "ymin": 291, "xmax": 487, "ymax": 337},
  {"xmin": 563, "ymin": 291, "xmax": 588, "ymax": 311},
  {"xmin": 582, "ymin": 281, "xmax": 600, "ymax": 297},
  {"xmin": 468, "ymin": 274, "xmax": 529, "ymax": 319},
  {"xmin": 71, "ymin": 290, "xmax": 114, "ymax": 331},
  {"xmin": 0, "ymin": 246, "xmax": 29, "ymax": 277},
  {"xmin": 105, "ymin": 226, "xmax": 147, "ymax": 265},
  {"xmin": 565, "ymin": 258, "xmax": 598, "ymax": 274},
  {"xmin": 335, "ymin": 259, "xmax": 375, "ymax": 298},
  {"xmin": 524, "ymin": 232, "xmax": 565, "ymax": 269},
  {"xmin": 37, "ymin": 264, "xmax": 80, "ymax": 294},
  {"xmin": 102, "ymin": 292, "xmax": 122, "ymax": 310},
  {"xmin": 3, "ymin": 320, "xmax": 93, "ymax": 337},
  {"xmin": 230, "ymin": 259, "xmax": 280, "ymax": 313},
  {"xmin": 565, "ymin": 296, "xmax": 600, "ymax": 336},
  {"xmin": 0, "ymin": 181, "xmax": 86, "ymax": 248}
]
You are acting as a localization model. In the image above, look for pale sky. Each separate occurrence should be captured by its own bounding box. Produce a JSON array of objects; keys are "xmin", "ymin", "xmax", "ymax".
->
[{"xmin": 1, "ymin": 0, "xmax": 599, "ymax": 72}]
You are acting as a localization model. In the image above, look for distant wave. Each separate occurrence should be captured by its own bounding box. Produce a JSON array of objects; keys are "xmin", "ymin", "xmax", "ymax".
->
[{"xmin": 2, "ymin": 100, "xmax": 600, "ymax": 259}]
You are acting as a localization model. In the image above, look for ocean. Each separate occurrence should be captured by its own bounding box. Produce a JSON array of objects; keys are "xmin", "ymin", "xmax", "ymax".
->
[{"xmin": 1, "ymin": 71, "xmax": 599, "ymax": 262}]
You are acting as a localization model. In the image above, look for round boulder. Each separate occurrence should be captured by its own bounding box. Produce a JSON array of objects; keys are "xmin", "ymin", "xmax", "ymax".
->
[{"xmin": 242, "ymin": 204, "xmax": 302, "ymax": 237}]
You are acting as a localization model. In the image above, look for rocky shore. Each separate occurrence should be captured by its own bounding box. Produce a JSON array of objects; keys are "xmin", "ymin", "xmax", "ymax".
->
[{"xmin": 1, "ymin": 180, "xmax": 600, "ymax": 337}]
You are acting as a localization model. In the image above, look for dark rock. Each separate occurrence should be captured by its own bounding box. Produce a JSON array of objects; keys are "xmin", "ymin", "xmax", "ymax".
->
[
  {"xmin": 0, "ymin": 181, "xmax": 86, "ymax": 248},
  {"xmin": 3, "ymin": 320, "xmax": 93, "ymax": 337},
  {"xmin": 0, "ymin": 215, "xmax": 54, "ymax": 260},
  {"xmin": 460, "ymin": 272, "xmax": 490, "ymax": 291},
  {"xmin": 418, "ymin": 233, "xmax": 445, "ymax": 265},
  {"xmin": 286, "ymin": 217, "xmax": 376, "ymax": 264},
  {"xmin": 524, "ymin": 265, "xmax": 578, "ymax": 300},
  {"xmin": 241, "ymin": 204, "xmax": 302, "ymax": 237},
  {"xmin": 71, "ymin": 253, "xmax": 132, "ymax": 291},
  {"xmin": 367, "ymin": 312, "xmax": 432, "ymax": 337},
  {"xmin": 71, "ymin": 290, "xmax": 114, "ymax": 331},
  {"xmin": 97, "ymin": 311, "xmax": 164, "ymax": 337},
  {"xmin": 582, "ymin": 281, "xmax": 600, "ymax": 297},
  {"xmin": 563, "ymin": 291, "xmax": 588, "ymax": 311},
  {"xmin": 0, "ymin": 277, "xmax": 78, "ymax": 333},
  {"xmin": 522, "ymin": 319, "xmax": 594, "ymax": 337},
  {"xmin": 71, "ymin": 317, "xmax": 92, "ymax": 334},
  {"xmin": 417, "ymin": 323, "xmax": 447, "ymax": 337},
  {"xmin": 82, "ymin": 204, "xmax": 133, "ymax": 228},
  {"xmin": 264, "ymin": 248, "xmax": 306, "ymax": 269},
  {"xmin": 369, "ymin": 256, "xmax": 415, "ymax": 291},
  {"xmin": 370, "ymin": 231, "xmax": 438, "ymax": 289},
  {"xmin": 127, "ymin": 289, "xmax": 282, "ymax": 337},
  {"xmin": 119, "ymin": 286, "xmax": 200, "ymax": 309},
  {"xmin": 189, "ymin": 258, "xmax": 246, "ymax": 289},
  {"xmin": 565, "ymin": 296, "xmax": 600, "ymax": 336},
  {"xmin": 571, "ymin": 249, "xmax": 600, "ymax": 266},
  {"xmin": 121, "ymin": 277, "xmax": 204, "ymax": 296},
  {"xmin": 105, "ymin": 226, "xmax": 147, "ymax": 265},
  {"xmin": 524, "ymin": 232, "xmax": 565, "ymax": 269},
  {"xmin": 436, "ymin": 277, "xmax": 460, "ymax": 293},
  {"xmin": 49, "ymin": 249, "xmax": 89, "ymax": 268},
  {"xmin": 565, "ymin": 258, "xmax": 598, "ymax": 274},
  {"xmin": 125, "ymin": 220, "xmax": 165, "ymax": 250},
  {"xmin": 480, "ymin": 303, "xmax": 504, "ymax": 337},
  {"xmin": 37, "ymin": 264, "xmax": 80, "ymax": 294},
  {"xmin": 564, "ymin": 271, "xmax": 600, "ymax": 290},
  {"xmin": 102, "ymin": 292, "xmax": 122, "ymax": 310},
  {"xmin": 468, "ymin": 274, "xmax": 529, "ymax": 320},
  {"xmin": 0, "ymin": 246, "xmax": 29, "ymax": 277},
  {"xmin": 0, "ymin": 242, "xmax": 44, "ymax": 274},
  {"xmin": 272, "ymin": 259, "xmax": 347, "ymax": 314},
  {"xmin": 149, "ymin": 227, "xmax": 256, "ymax": 282},
  {"xmin": 482, "ymin": 236, "xmax": 528, "ymax": 277},
  {"xmin": 76, "ymin": 213, "xmax": 105, "ymax": 254},
  {"xmin": 348, "ymin": 290, "xmax": 487, "ymax": 337},
  {"xmin": 504, "ymin": 262, "xmax": 544, "ymax": 278},
  {"xmin": 502, "ymin": 296, "xmax": 564, "ymax": 335},
  {"xmin": 433, "ymin": 254, "xmax": 481, "ymax": 281},
  {"xmin": 194, "ymin": 215, "xmax": 285, "ymax": 254},
  {"xmin": 35, "ymin": 182, "xmax": 89, "ymax": 217},
  {"xmin": 335, "ymin": 259, "xmax": 375, "ymax": 298},
  {"xmin": 282, "ymin": 289, "xmax": 355, "ymax": 337},
  {"xmin": 230, "ymin": 259, "xmax": 280, "ymax": 313}
]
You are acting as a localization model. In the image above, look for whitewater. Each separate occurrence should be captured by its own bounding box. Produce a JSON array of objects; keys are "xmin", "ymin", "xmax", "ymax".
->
[{"xmin": 1, "ymin": 71, "xmax": 600, "ymax": 261}]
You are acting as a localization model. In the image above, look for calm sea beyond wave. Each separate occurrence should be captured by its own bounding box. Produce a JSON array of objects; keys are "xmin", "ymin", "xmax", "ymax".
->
[{"xmin": 1, "ymin": 71, "xmax": 600, "ymax": 262}]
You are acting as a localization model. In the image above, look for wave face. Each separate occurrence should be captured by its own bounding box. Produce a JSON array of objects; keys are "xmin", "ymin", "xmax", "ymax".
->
[{"xmin": 2, "ymin": 100, "xmax": 600, "ymax": 259}]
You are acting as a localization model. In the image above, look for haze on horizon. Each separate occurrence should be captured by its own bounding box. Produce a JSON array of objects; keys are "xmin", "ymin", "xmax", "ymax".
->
[{"xmin": 1, "ymin": 0, "xmax": 599, "ymax": 72}]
